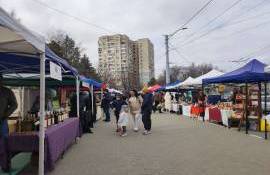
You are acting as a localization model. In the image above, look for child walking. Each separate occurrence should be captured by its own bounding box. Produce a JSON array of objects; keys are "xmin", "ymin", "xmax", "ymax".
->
[
  {"xmin": 118, "ymin": 105, "xmax": 129, "ymax": 137},
  {"xmin": 112, "ymin": 95, "xmax": 127, "ymax": 132}
]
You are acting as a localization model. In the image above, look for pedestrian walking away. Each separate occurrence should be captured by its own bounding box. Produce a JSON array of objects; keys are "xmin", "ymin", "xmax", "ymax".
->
[
  {"xmin": 141, "ymin": 87, "xmax": 153, "ymax": 135},
  {"xmin": 101, "ymin": 89, "xmax": 112, "ymax": 122},
  {"xmin": 128, "ymin": 90, "xmax": 143, "ymax": 132}
]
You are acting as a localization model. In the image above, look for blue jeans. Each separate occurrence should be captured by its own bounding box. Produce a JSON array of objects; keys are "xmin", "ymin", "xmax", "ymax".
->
[
  {"xmin": 103, "ymin": 107, "xmax": 110, "ymax": 121},
  {"xmin": 0, "ymin": 119, "xmax": 9, "ymax": 137}
]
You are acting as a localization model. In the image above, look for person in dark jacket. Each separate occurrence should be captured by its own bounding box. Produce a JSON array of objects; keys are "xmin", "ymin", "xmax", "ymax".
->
[
  {"xmin": 92, "ymin": 93, "xmax": 97, "ymax": 123},
  {"xmin": 101, "ymin": 89, "xmax": 111, "ymax": 122},
  {"xmin": 69, "ymin": 91, "xmax": 92, "ymax": 133},
  {"xmin": 0, "ymin": 74, "xmax": 18, "ymax": 137},
  {"xmin": 141, "ymin": 88, "xmax": 153, "ymax": 135},
  {"xmin": 87, "ymin": 91, "xmax": 97, "ymax": 130},
  {"xmin": 111, "ymin": 95, "xmax": 127, "ymax": 131},
  {"xmin": 0, "ymin": 74, "xmax": 18, "ymax": 172}
]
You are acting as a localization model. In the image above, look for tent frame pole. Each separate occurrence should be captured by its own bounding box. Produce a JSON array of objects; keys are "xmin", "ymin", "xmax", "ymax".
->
[
  {"xmin": 76, "ymin": 76, "xmax": 80, "ymax": 118},
  {"xmin": 264, "ymin": 82, "xmax": 268, "ymax": 140},
  {"xmin": 38, "ymin": 52, "xmax": 45, "ymax": 175},
  {"xmin": 258, "ymin": 82, "xmax": 262, "ymax": 132},
  {"xmin": 202, "ymin": 83, "xmax": 205, "ymax": 122},
  {"xmin": 245, "ymin": 83, "xmax": 249, "ymax": 134},
  {"xmin": 91, "ymin": 85, "xmax": 94, "ymax": 116}
]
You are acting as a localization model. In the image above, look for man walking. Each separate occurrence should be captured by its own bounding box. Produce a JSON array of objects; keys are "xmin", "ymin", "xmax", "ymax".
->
[
  {"xmin": 101, "ymin": 89, "xmax": 111, "ymax": 122},
  {"xmin": 141, "ymin": 88, "xmax": 153, "ymax": 135}
]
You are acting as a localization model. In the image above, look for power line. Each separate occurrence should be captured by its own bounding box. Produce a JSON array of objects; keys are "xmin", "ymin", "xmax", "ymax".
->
[
  {"xmin": 169, "ymin": 43, "xmax": 191, "ymax": 63},
  {"xmin": 221, "ymin": 19, "xmax": 270, "ymax": 39},
  {"xmin": 30, "ymin": 0, "xmax": 114, "ymax": 33},
  {"xmin": 226, "ymin": 0, "xmax": 268, "ymax": 23},
  {"xmin": 179, "ymin": 12, "xmax": 270, "ymax": 47},
  {"xmin": 231, "ymin": 43, "xmax": 270, "ymax": 62},
  {"xmin": 169, "ymin": 0, "xmax": 215, "ymax": 38},
  {"xmin": 173, "ymin": 0, "xmax": 243, "ymax": 43},
  {"xmin": 219, "ymin": 10, "xmax": 270, "ymax": 29},
  {"xmin": 176, "ymin": 0, "xmax": 270, "ymax": 47}
]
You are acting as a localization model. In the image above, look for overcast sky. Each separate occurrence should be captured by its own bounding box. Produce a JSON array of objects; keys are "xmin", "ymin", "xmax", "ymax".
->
[{"xmin": 1, "ymin": 0, "xmax": 270, "ymax": 77}]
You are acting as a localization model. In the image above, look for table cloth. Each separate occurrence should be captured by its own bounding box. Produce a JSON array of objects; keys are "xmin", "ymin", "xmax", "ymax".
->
[
  {"xmin": 172, "ymin": 103, "xmax": 179, "ymax": 112},
  {"xmin": 209, "ymin": 107, "xmax": 222, "ymax": 122},
  {"xmin": 220, "ymin": 109, "xmax": 233, "ymax": 126},
  {"xmin": 204, "ymin": 107, "xmax": 210, "ymax": 121},
  {"xmin": 0, "ymin": 118, "xmax": 80, "ymax": 171},
  {"xmin": 182, "ymin": 105, "xmax": 191, "ymax": 117}
]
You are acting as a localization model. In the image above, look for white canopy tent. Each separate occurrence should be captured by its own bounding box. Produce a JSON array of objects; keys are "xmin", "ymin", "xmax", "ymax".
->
[
  {"xmin": 0, "ymin": 8, "xmax": 44, "ymax": 54},
  {"xmin": 167, "ymin": 77, "xmax": 195, "ymax": 89},
  {"xmin": 179, "ymin": 77, "xmax": 196, "ymax": 87},
  {"xmin": 109, "ymin": 88, "xmax": 123, "ymax": 94},
  {"xmin": 0, "ymin": 7, "xmax": 79, "ymax": 175},
  {"xmin": 191, "ymin": 69, "xmax": 224, "ymax": 86},
  {"xmin": 265, "ymin": 66, "xmax": 270, "ymax": 73}
]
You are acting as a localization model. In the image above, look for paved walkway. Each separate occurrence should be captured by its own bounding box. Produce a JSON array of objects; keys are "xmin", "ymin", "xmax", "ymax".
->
[{"xmin": 48, "ymin": 113, "xmax": 270, "ymax": 175}]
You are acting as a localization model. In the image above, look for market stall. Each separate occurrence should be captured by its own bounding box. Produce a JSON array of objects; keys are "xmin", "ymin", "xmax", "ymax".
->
[
  {"xmin": 0, "ymin": 7, "xmax": 81, "ymax": 174},
  {"xmin": 203, "ymin": 59, "xmax": 270, "ymax": 138},
  {"xmin": 165, "ymin": 77, "xmax": 195, "ymax": 117}
]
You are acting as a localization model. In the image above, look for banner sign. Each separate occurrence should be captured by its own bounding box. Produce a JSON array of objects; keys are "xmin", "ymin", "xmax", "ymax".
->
[{"xmin": 50, "ymin": 61, "xmax": 62, "ymax": 81}]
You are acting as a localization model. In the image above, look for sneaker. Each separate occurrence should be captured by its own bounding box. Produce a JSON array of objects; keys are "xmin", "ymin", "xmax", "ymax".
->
[
  {"xmin": 143, "ymin": 130, "xmax": 151, "ymax": 135},
  {"xmin": 121, "ymin": 133, "xmax": 127, "ymax": 137},
  {"xmin": 133, "ymin": 128, "xmax": 139, "ymax": 132}
]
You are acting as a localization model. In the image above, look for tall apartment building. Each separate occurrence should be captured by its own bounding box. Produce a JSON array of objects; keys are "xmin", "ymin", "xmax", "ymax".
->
[
  {"xmin": 137, "ymin": 38, "xmax": 155, "ymax": 86},
  {"xmin": 98, "ymin": 34, "xmax": 154, "ymax": 90}
]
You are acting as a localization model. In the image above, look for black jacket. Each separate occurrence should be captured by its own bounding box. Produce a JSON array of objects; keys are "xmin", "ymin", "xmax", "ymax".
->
[
  {"xmin": 101, "ymin": 92, "xmax": 111, "ymax": 109},
  {"xmin": 112, "ymin": 99, "xmax": 127, "ymax": 113},
  {"xmin": 0, "ymin": 86, "xmax": 18, "ymax": 121},
  {"xmin": 141, "ymin": 93, "xmax": 153, "ymax": 112}
]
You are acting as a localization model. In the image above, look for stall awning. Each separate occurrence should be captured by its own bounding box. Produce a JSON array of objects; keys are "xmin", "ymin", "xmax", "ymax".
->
[
  {"xmin": 191, "ymin": 69, "xmax": 223, "ymax": 85},
  {"xmin": 0, "ymin": 46, "xmax": 78, "ymax": 76},
  {"xmin": 0, "ymin": 7, "xmax": 78, "ymax": 76},
  {"xmin": 203, "ymin": 59, "xmax": 270, "ymax": 84},
  {"xmin": 2, "ymin": 74, "xmax": 78, "ymax": 87},
  {"xmin": 167, "ymin": 77, "xmax": 195, "ymax": 89},
  {"xmin": 165, "ymin": 80, "xmax": 182, "ymax": 90},
  {"xmin": 0, "ymin": 7, "xmax": 45, "ymax": 54},
  {"xmin": 80, "ymin": 76, "xmax": 102, "ymax": 89},
  {"xmin": 148, "ymin": 84, "xmax": 161, "ymax": 92}
]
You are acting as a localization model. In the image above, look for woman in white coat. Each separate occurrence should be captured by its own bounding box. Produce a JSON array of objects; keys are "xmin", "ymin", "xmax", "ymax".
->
[
  {"xmin": 164, "ymin": 92, "xmax": 172, "ymax": 112},
  {"xmin": 128, "ymin": 90, "xmax": 142, "ymax": 131}
]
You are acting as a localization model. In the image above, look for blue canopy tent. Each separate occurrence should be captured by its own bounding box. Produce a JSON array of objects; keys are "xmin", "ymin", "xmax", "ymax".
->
[
  {"xmin": 203, "ymin": 59, "xmax": 270, "ymax": 84},
  {"xmin": 80, "ymin": 76, "xmax": 102, "ymax": 89},
  {"xmin": 0, "ymin": 7, "xmax": 79, "ymax": 175},
  {"xmin": 202, "ymin": 59, "xmax": 270, "ymax": 137},
  {"xmin": 157, "ymin": 80, "xmax": 182, "ymax": 91},
  {"xmin": 0, "ymin": 46, "xmax": 78, "ymax": 76},
  {"xmin": 165, "ymin": 80, "xmax": 182, "ymax": 89}
]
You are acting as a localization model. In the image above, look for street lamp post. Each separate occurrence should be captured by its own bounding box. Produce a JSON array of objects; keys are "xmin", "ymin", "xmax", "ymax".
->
[{"xmin": 165, "ymin": 27, "xmax": 187, "ymax": 84}]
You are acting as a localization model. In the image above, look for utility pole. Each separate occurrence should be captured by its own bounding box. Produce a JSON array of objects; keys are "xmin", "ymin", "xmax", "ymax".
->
[
  {"xmin": 165, "ymin": 35, "xmax": 170, "ymax": 84},
  {"xmin": 164, "ymin": 27, "xmax": 187, "ymax": 84}
]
